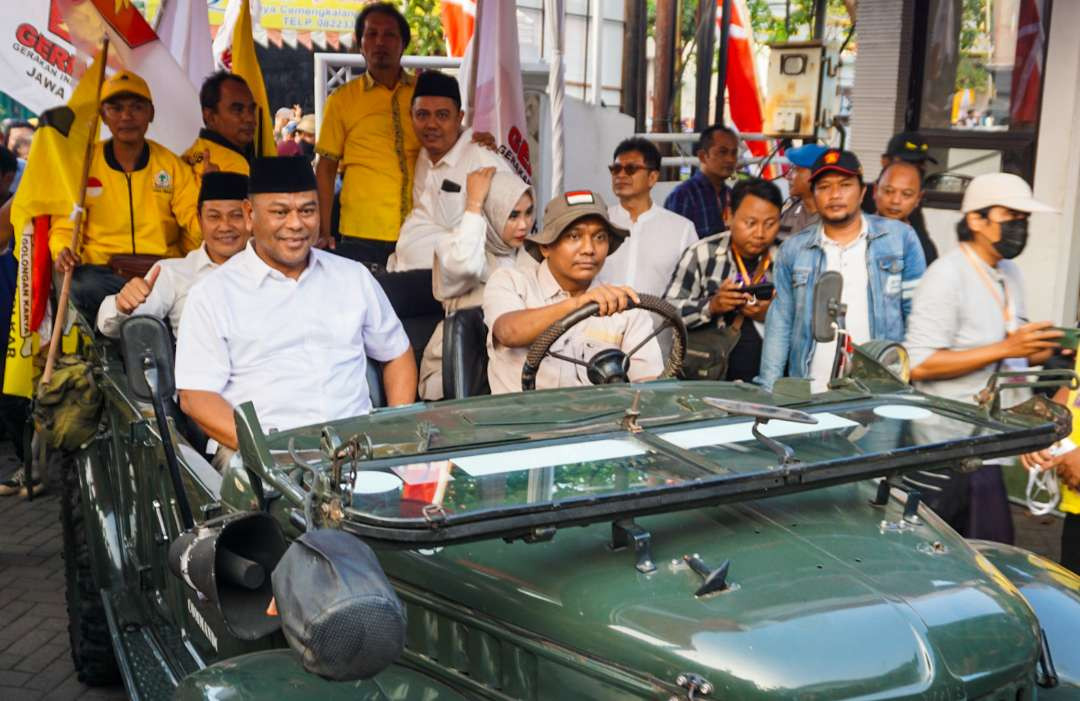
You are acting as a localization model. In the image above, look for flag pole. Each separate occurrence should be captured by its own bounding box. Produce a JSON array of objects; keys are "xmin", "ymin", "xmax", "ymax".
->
[
  {"xmin": 464, "ymin": 0, "xmax": 483, "ymax": 127},
  {"xmin": 41, "ymin": 37, "xmax": 110, "ymax": 387}
]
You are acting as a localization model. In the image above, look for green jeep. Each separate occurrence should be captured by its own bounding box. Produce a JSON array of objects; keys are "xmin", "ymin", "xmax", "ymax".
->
[{"xmin": 53, "ymin": 282, "xmax": 1080, "ymax": 700}]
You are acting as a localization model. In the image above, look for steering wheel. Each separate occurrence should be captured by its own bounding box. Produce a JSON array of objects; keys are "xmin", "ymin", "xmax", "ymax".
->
[{"xmin": 521, "ymin": 294, "xmax": 687, "ymax": 391}]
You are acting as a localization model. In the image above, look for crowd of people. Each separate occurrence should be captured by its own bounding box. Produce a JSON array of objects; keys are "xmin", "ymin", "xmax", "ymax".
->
[{"xmin": 0, "ymin": 2, "xmax": 1075, "ymax": 571}]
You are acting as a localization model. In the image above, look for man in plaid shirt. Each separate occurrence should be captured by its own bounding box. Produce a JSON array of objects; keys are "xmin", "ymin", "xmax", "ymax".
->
[{"xmin": 663, "ymin": 178, "xmax": 783, "ymax": 382}]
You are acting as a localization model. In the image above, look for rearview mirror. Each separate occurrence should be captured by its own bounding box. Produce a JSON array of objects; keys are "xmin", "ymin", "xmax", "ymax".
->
[
  {"xmin": 120, "ymin": 316, "xmax": 176, "ymax": 401},
  {"xmin": 812, "ymin": 271, "xmax": 844, "ymax": 343}
]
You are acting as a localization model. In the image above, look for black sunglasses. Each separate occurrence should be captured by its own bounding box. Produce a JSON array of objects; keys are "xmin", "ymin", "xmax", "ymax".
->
[{"xmin": 608, "ymin": 163, "xmax": 653, "ymax": 176}]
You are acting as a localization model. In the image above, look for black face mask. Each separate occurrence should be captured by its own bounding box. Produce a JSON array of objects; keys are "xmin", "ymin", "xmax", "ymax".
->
[
  {"xmin": 300, "ymin": 140, "xmax": 315, "ymax": 159},
  {"xmin": 993, "ymin": 218, "xmax": 1028, "ymax": 259}
]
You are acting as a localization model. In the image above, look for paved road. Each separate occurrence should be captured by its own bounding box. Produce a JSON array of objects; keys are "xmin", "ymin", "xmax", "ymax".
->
[
  {"xmin": 0, "ymin": 449, "xmax": 125, "ymax": 701},
  {"xmin": 0, "ymin": 443, "xmax": 1066, "ymax": 700}
]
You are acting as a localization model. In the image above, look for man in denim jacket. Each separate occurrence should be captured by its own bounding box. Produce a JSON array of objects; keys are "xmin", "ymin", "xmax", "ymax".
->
[{"xmin": 757, "ymin": 150, "xmax": 926, "ymax": 391}]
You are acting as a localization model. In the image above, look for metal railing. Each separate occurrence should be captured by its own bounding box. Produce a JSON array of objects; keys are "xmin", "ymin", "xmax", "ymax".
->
[{"xmin": 313, "ymin": 54, "xmax": 466, "ymax": 138}]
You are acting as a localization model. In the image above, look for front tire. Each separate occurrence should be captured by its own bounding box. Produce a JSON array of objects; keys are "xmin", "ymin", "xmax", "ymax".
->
[{"xmin": 61, "ymin": 457, "xmax": 120, "ymax": 686}]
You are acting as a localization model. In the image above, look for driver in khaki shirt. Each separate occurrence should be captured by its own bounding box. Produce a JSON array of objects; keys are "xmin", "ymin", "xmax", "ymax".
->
[{"xmin": 483, "ymin": 190, "xmax": 663, "ymax": 394}]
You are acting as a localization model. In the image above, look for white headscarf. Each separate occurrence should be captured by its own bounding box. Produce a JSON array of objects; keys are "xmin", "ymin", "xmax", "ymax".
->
[{"xmin": 481, "ymin": 172, "xmax": 533, "ymax": 264}]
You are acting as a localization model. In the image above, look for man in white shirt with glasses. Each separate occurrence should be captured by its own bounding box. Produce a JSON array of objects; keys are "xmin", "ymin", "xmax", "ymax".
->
[{"xmin": 596, "ymin": 137, "xmax": 696, "ymax": 296}]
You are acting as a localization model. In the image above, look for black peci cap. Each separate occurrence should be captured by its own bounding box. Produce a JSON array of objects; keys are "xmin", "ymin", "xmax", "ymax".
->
[
  {"xmin": 198, "ymin": 171, "xmax": 249, "ymax": 206},
  {"xmin": 248, "ymin": 157, "xmax": 317, "ymax": 194},
  {"xmin": 412, "ymin": 70, "xmax": 462, "ymax": 108},
  {"xmin": 810, "ymin": 149, "xmax": 863, "ymax": 182}
]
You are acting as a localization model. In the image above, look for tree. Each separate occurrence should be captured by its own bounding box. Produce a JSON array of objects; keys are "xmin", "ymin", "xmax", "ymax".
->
[
  {"xmin": 746, "ymin": 0, "xmax": 852, "ymax": 45},
  {"xmin": 404, "ymin": 0, "xmax": 448, "ymax": 57}
]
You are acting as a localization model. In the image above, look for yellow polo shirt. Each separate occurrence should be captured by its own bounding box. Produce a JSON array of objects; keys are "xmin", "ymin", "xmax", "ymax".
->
[
  {"xmin": 182, "ymin": 129, "xmax": 252, "ymax": 181},
  {"xmin": 1060, "ymin": 354, "xmax": 1080, "ymax": 514},
  {"xmin": 316, "ymin": 71, "xmax": 419, "ymax": 242}
]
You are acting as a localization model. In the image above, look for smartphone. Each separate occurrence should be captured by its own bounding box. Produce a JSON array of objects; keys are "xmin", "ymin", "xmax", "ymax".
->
[
  {"xmin": 1054, "ymin": 326, "xmax": 1080, "ymax": 351},
  {"xmin": 742, "ymin": 282, "xmax": 775, "ymax": 301}
]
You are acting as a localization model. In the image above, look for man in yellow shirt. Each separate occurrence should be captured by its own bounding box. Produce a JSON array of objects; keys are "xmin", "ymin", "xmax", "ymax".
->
[
  {"xmin": 315, "ymin": 2, "xmax": 419, "ymax": 265},
  {"xmin": 52, "ymin": 70, "xmax": 201, "ymax": 319},
  {"xmin": 182, "ymin": 71, "xmax": 257, "ymax": 179}
]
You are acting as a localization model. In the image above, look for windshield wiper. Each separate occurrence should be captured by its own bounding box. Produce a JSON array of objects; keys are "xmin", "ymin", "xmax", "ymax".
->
[{"xmin": 702, "ymin": 397, "xmax": 817, "ymax": 465}]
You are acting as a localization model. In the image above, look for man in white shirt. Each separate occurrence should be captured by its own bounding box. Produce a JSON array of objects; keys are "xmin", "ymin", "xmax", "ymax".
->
[
  {"xmin": 483, "ymin": 191, "xmax": 663, "ymax": 394},
  {"xmin": 389, "ymin": 70, "xmax": 510, "ymax": 271},
  {"xmin": 176, "ymin": 158, "xmax": 417, "ymax": 454},
  {"xmin": 96, "ymin": 172, "xmax": 251, "ymax": 337},
  {"xmin": 596, "ymin": 137, "xmax": 696, "ymax": 296}
]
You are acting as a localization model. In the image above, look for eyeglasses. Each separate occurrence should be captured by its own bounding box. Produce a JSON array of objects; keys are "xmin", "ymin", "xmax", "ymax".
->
[{"xmin": 608, "ymin": 163, "xmax": 652, "ymax": 176}]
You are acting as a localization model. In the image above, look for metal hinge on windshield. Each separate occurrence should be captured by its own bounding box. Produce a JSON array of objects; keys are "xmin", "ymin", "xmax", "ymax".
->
[{"xmin": 976, "ymin": 369, "xmax": 1077, "ymax": 418}]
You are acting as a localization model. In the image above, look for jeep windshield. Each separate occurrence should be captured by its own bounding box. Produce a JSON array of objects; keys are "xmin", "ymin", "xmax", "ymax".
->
[{"xmin": 236, "ymin": 383, "xmax": 1068, "ymax": 546}]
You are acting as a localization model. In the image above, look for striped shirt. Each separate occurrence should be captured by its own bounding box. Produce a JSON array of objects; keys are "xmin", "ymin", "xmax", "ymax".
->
[{"xmin": 663, "ymin": 230, "xmax": 779, "ymax": 330}]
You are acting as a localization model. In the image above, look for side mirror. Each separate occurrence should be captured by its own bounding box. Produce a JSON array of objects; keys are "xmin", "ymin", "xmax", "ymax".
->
[
  {"xmin": 812, "ymin": 271, "xmax": 845, "ymax": 343},
  {"xmin": 120, "ymin": 316, "xmax": 176, "ymax": 401},
  {"xmin": 120, "ymin": 315, "xmax": 193, "ymax": 529}
]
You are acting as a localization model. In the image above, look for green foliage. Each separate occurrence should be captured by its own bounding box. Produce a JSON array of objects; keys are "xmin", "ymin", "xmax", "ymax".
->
[
  {"xmin": 955, "ymin": 0, "xmax": 990, "ymax": 89},
  {"xmin": 746, "ymin": 0, "xmax": 850, "ymax": 45},
  {"xmin": 404, "ymin": 0, "xmax": 448, "ymax": 57},
  {"xmin": 645, "ymin": 0, "xmax": 701, "ymax": 45}
]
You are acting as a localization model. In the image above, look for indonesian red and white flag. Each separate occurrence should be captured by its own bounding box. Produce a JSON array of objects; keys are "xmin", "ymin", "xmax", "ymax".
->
[
  {"xmin": 440, "ymin": 0, "xmax": 476, "ymax": 57},
  {"xmin": 54, "ymin": 0, "xmax": 201, "ymax": 153},
  {"xmin": 719, "ymin": 0, "xmax": 768, "ymax": 165},
  {"xmin": 460, "ymin": 0, "xmax": 531, "ymax": 182}
]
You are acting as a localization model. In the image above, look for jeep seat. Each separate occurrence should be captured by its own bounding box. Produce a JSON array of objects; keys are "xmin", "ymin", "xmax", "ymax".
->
[
  {"xmin": 371, "ymin": 269, "xmax": 442, "ymax": 367},
  {"xmin": 442, "ymin": 307, "xmax": 490, "ymax": 399}
]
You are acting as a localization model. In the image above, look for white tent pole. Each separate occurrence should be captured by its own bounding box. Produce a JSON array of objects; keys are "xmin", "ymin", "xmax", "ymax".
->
[
  {"xmin": 545, "ymin": 0, "xmax": 566, "ymax": 195},
  {"xmin": 588, "ymin": 0, "xmax": 603, "ymax": 106}
]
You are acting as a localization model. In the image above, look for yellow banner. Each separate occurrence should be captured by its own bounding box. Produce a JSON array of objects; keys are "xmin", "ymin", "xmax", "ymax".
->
[{"xmin": 208, "ymin": 1, "xmax": 366, "ymax": 33}]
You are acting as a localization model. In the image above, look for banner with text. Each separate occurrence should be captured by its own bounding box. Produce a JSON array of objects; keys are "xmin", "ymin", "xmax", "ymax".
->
[{"xmin": 0, "ymin": 1, "xmax": 82, "ymax": 115}]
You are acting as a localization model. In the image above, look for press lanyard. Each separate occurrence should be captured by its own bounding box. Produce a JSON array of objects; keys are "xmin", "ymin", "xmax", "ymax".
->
[
  {"xmin": 732, "ymin": 249, "xmax": 771, "ymax": 286},
  {"xmin": 959, "ymin": 243, "xmax": 1012, "ymax": 326}
]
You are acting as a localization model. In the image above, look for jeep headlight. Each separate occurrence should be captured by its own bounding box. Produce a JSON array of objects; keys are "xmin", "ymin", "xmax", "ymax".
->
[{"xmin": 860, "ymin": 341, "xmax": 911, "ymax": 383}]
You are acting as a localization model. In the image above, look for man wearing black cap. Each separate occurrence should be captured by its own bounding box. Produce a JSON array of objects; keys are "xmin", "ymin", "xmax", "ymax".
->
[
  {"xmin": 96, "ymin": 172, "xmax": 252, "ymax": 337},
  {"xmin": 389, "ymin": 69, "xmax": 510, "ymax": 271},
  {"xmin": 483, "ymin": 190, "xmax": 662, "ymax": 394},
  {"xmin": 758, "ymin": 149, "xmax": 926, "ymax": 391},
  {"xmin": 861, "ymin": 130, "xmax": 938, "ymax": 264},
  {"xmin": 176, "ymin": 157, "xmax": 417, "ymax": 456}
]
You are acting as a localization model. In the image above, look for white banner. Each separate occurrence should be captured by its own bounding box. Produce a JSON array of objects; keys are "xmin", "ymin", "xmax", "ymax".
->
[
  {"xmin": 0, "ymin": 2, "xmax": 80, "ymax": 114},
  {"xmin": 461, "ymin": 0, "xmax": 531, "ymax": 183}
]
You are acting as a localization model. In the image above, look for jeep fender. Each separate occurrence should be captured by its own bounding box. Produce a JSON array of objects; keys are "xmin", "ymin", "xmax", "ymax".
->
[
  {"xmin": 174, "ymin": 650, "xmax": 469, "ymax": 700},
  {"xmin": 970, "ymin": 540, "xmax": 1080, "ymax": 696},
  {"xmin": 73, "ymin": 447, "xmax": 126, "ymax": 590}
]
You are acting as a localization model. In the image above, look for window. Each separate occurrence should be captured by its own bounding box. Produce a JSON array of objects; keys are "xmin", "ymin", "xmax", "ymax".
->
[{"xmin": 907, "ymin": 0, "xmax": 1051, "ymax": 207}]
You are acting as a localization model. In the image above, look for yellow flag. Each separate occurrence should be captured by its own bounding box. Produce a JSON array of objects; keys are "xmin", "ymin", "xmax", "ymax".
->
[
  {"xmin": 230, "ymin": 0, "xmax": 276, "ymax": 157},
  {"xmin": 3, "ymin": 52, "xmax": 105, "ymax": 398},
  {"xmin": 11, "ymin": 52, "xmax": 106, "ymax": 238}
]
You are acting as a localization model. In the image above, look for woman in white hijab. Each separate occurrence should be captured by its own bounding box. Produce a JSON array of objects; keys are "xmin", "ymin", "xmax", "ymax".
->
[{"xmin": 419, "ymin": 167, "xmax": 535, "ymax": 399}]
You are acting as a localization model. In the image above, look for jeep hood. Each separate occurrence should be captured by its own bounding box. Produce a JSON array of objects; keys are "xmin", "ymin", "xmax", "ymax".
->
[{"xmin": 381, "ymin": 482, "xmax": 1040, "ymax": 699}]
